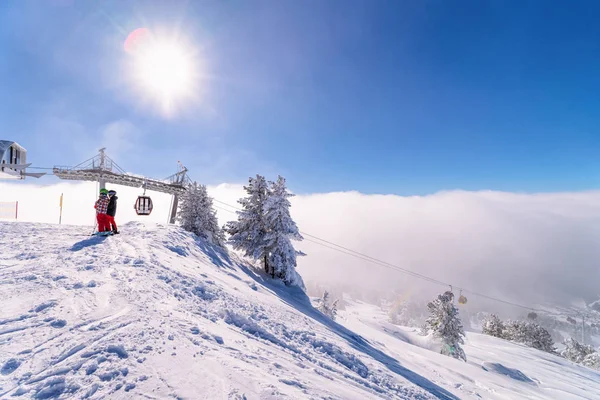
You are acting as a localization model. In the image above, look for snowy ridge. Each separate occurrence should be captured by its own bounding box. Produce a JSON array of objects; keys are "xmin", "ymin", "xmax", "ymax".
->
[{"xmin": 0, "ymin": 222, "xmax": 449, "ymax": 399}]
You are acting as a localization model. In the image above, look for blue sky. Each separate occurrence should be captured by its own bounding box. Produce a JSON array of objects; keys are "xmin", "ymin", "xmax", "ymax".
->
[{"xmin": 2, "ymin": 0, "xmax": 600, "ymax": 194}]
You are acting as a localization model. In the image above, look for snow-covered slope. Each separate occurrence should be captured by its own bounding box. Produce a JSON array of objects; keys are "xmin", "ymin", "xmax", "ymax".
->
[
  {"xmin": 0, "ymin": 222, "xmax": 450, "ymax": 399},
  {"xmin": 1, "ymin": 222, "xmax": 599, "ymax": 399},
  {"xmin": 339, "ymin": 301, "xmax": 600, "ymax": 400}
]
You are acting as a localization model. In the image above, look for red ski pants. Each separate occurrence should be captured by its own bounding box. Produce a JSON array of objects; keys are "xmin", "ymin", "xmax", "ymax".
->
[
  {"xmin": 106, "ymin": 215, "xmax": 117, "ymax": 232},
  {"xmin": 96, "ymin": 213, "xmax": 110, "ymax": 232}
]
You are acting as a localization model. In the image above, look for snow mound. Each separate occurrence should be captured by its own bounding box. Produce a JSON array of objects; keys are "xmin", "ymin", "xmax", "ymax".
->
[
  {"xmin": 0, "ymin": 222, "xmax": 450, "ymax": 399},
  {"xmin": 481, "ymin": 362, "xmax": 535, "ymax": 384}
]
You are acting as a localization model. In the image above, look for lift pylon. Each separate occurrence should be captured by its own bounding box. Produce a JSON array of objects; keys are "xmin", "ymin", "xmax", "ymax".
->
[{"xmin": 53, "ymin": 148, "xmax": 188, "ymax": 223}]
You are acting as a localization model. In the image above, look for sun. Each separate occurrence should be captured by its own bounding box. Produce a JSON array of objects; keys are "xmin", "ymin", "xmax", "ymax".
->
[
  {"xmin": 125, "ymin": 29, "xmax": 198, "ymax": 115},
  {"xmin": 138, "ymin": 42, "xmax": 192, "ymax": 99}
]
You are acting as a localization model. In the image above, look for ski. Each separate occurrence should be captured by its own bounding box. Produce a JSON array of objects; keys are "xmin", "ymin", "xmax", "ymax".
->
[{"xmin": 90, "ymin": 231, "xmax": 113, "ymax": 237}]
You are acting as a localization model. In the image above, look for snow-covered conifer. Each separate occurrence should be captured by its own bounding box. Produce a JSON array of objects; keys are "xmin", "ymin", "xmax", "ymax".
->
[
  {"xmin": 562, "ymin": 338, "xmax": 596, "ymax": 364},
  {"xmin": 317, "ymin": 291, "xmax": 338, "ymax": 320},
  {"xmin": 389, "ymin": 298, "xmax": 406, "ymax": 325},
  {"xmin": 482, "ymin": 314, "xmax": 505, "ymax": 338},
  {"xmin": 529, "ymin": 323, "xmax": 556, "ymax": 353},
  {"xmin": 582, "ymin": 352, "xmax": 600, "ymax": 370},
  {"xmin": 502, "ymin": 320, "xmax": 522, "ymax": 342},
  {"xmin": 178, "ymin": 182, "xmax": 225, "ymax": 247},
  {"xmin": 224, "ymin": 175, "xmax": 305, "ymax": 287},
  {"xmin": 389, "ymin": 297, "xmax": 427, "ymax": 328},
  {"xmin": 502, "ymin": 320, "xmax": 555, "ymax": 353},
  {"xmin": 424, "ymin": 291, "xmax": 467, "ymax": 361},
  {"xmin": 263, "ymin": 176, "xmax": 304, "ymax": 287},
  {"xmin": 225, "ymin": 175, "xmax": 270, "ymax": 268}
]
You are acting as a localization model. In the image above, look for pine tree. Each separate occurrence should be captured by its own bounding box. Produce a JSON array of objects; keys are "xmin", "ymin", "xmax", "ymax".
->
[
  {"xmin": 424, "ymin": 291, "xmax": 467, "ymax": 361},
  {"xmin": 582, "ymin": 352, "xmax": 600, "ymax": 370},
  {"xmin": 196, "ymin": 184, "xmax": 226, "ymax": 247},
  {"xmin": 389, "ymin": 297, "xmax": 406, "ymax": 325},
  {"xmin": 224, "ymin": 175, "xmax": 270, "ymax": 268},
  {"xmin": 178, "ymin": 182, "xmax": 225, "ymax": 247},
  {"xmin": 529, "ymin": 323, "xmax": 556, "ymax": 353},
  {"xmin": 562, "ymin": 338, "xmax": 596, "ymax": 364},
  {"xmin": 482, "ymin": 314, "xmax": 505, "ymax": 338},
  {"xmin": 317, "ymin": 291, "xmax": 338, "ymax": 320},
  {"xmin": 262, "ymin": 176, "xmax": 304, "ymax": 287},
  {"xmin": 502, "ymin": 320, "xmax": 556, "ymax": 353}
]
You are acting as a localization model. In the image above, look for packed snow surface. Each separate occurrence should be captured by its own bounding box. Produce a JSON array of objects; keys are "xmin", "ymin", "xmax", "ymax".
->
[{"xmin": 1, "ymin": 221, "xmax": 599, "ymax": 399}]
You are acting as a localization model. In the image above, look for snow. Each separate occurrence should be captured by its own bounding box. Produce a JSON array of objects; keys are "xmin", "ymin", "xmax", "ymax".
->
[
  {"xmin": 338, "ymin": 300, "xmax": 600, "ymax": 399},
  {"xmin": 1, "ymin": 221, "xmax": 599, "ymax": 399}
]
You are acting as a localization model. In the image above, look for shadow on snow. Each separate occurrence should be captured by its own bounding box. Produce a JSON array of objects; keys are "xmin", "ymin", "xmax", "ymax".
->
[
  {"xmin": 194, "ymin": 238, "xmax": 235, "ymax": 270},
  {"xmin": 237, "ymin": 265, "xmax": 459, "ymax": 400},
  {"xmin": 70, "ymin": 236, "xmax": 107, "ymax": 252}
]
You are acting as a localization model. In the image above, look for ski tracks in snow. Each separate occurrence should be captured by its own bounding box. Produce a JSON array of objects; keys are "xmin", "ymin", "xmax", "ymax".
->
[
  {"xmin": 1, "ymin": 222, "xmax": 445, "ymax": 399},
  {"xmin": 0, "ymin": 223, "xmax": 150, "ymax": 398}
]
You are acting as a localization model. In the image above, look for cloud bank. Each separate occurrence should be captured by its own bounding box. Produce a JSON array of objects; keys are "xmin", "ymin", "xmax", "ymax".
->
[{"xmin": 2, "ymin": 181, "xmax": 600, "ymax": 309}]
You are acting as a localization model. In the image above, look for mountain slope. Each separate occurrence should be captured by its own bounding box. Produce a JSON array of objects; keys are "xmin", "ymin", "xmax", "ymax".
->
[
  {"xmin": 1, "ymin": 222, "xmax": 599, "ymax": 400},
  {"xmin": 339, "ymin": 299, "xmax": 600, "ymax": 400},
  {"xmin": 0, "ymin": 222, "xmax": 449, "ymax": 400}
]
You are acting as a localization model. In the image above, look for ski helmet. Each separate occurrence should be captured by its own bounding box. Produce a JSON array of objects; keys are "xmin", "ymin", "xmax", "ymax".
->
[
  {"xmin": 108, "ymin": 190, "xmax": 116, "ymax": 196},
  {"xmin": 100, "ymin": 188, "xmax": 109, "ymax": 195}
]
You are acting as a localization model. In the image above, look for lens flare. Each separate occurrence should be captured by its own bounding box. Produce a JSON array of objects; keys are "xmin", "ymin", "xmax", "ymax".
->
[{"xmin": 124, "ymin": 28, "xmax": 150, "ymax": 54}]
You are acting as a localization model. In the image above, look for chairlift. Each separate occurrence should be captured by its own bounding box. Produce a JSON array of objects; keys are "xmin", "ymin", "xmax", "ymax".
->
[
  {"xmin": 458, "ymin": 290, "xmax": 468, "ymax": 305},
  {"xmin": 134, "ymin": 181, "xmax": 153, "ymax": 216},
  {"xmin": 135, "ymin": 196, "xmax": 153, "ymax": 215},
  {"xmin": 527, "ymin": 312, "xmax": 538, "ymax": 320}
]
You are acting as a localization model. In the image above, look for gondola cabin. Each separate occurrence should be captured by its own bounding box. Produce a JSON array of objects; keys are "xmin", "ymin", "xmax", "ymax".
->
[
  {"xmin": 0, "ymin": 140, "xmax": 45, "ymax": 179},
  {"xmin": 134, "ymin": 196, "xmax": 153, "ymax": 216}
]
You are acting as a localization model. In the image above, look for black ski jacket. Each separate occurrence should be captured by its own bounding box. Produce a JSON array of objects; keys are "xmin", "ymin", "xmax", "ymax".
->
[{"xmin": 107, "ymin": 196, "xmax": 118, "ymax": 217}]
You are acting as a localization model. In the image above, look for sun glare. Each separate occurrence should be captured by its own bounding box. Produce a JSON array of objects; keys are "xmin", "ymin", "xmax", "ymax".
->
[
  {"xmin": 138, "ymin": 42, "xmax": 192, "ymax": 99},
  {"xmin": 125, "ymin": 29, "xmax": 198, "ymax": 116}
]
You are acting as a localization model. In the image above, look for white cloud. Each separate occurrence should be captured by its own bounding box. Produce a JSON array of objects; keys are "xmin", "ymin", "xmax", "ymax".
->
[
  {"xmin": 2, "ymin": 180, "xmax": 599, "ymax": 309},
  {"xmin": 208, "ymin": 185, "xmax": 600, "ymax": 308}
]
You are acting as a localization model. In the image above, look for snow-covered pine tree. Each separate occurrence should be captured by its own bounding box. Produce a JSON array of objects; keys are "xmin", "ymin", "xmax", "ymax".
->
[
  {"xmin": 424, "ymin": 291, "xmax": 467, "ymax": 361},
  {"xmin": 582, "ymin": 352, "xmax": 600, "ymax": 370},
  {"xmin": 502, "ymin": 320, "xmax": 556, "ymax": 353},
  {"xmin": 224, "ymin": 175, "xmax": 270, "ymax": 269},
  {"xmin": 482, "ymin": 314, "xmax": 505, "ymax": 338},
  {"xmin": 317, "ymin": 291, "xmax": 338, "ymax": 320},
  {"xmin": 178, "ymin": 184, "xmax": 198, "ymax": 233},
  {"xmin": 178, "ymin": 182, "xmax": 225, "ymax": 247},
  {"xmin": 262, "ymin": 176, "xmax": 304, "ymax": 287},
  {"xmin": 197, "ymin": 184, "xmax": 226, "ymax": 247},
  {"xmin": 529, "ymin": 323, "xmax": 556, "ymax": 353},
  {"xmin": 502, "ymin": 320, "xmax": 524, "ymax": 342},
  {"xmin": 562, "ymin": 338, "xmax": 596, "ymax": 364},
  {"xmin": 388, "ymin": 297, "xmax": 406, "ymax": 325}
]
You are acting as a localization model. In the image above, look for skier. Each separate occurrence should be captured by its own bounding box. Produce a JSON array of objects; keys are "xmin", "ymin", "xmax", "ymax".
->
[
  {"xmin": 107, "ymin": 189, "xmax": 119, "ymax": 234},
  {"xmin": 94, "ymin": 189, "xmax": 111, "ymax": 234}
]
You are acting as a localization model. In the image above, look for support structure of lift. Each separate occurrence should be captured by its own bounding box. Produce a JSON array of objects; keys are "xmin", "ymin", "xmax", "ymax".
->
[{"xmin": 53, "ymin": 148, "xmax": 189, "ymax": 224}]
